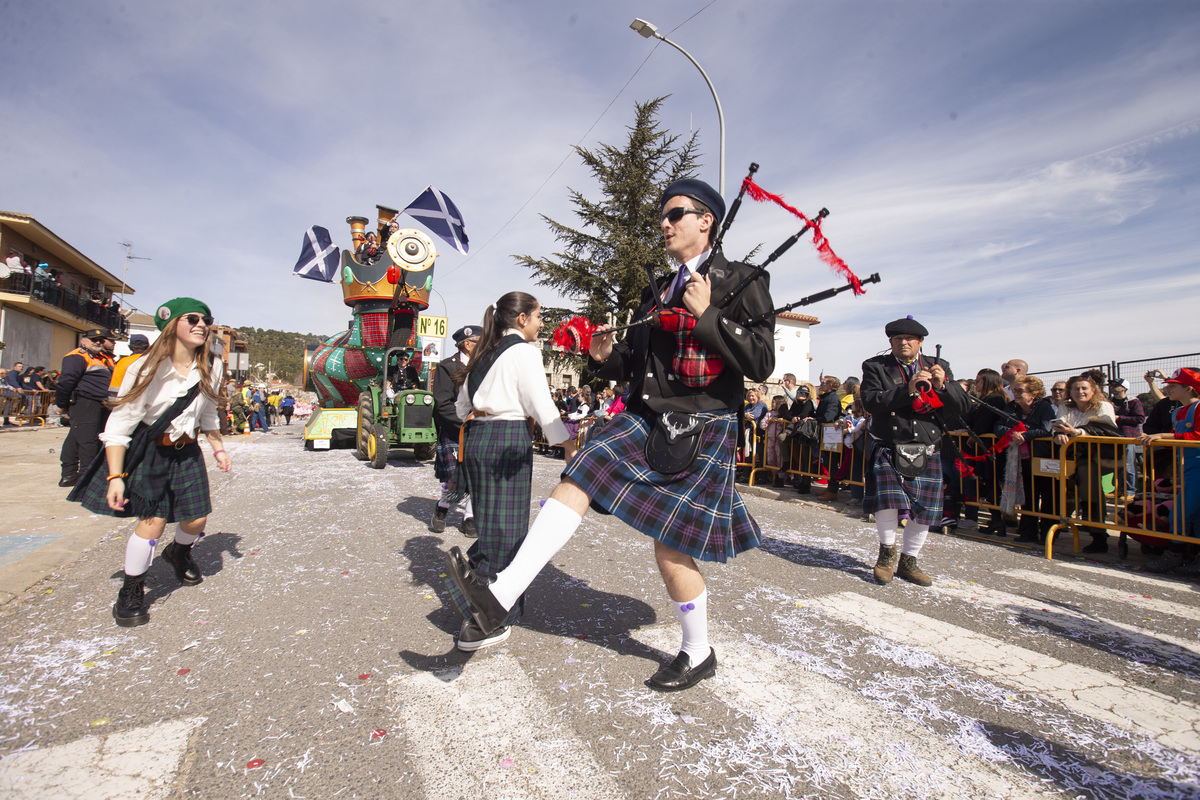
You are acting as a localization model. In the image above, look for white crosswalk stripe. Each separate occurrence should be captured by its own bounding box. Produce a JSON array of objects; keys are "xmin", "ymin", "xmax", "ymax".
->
[
  {"xmin": 630, "ymin": 625, "xmax": 1048, "ymax": 799},
  {"xmin": 808, "ymin": 591, "xmax": 1200, "ymax": 751},
  {"xmin": 997, "ymin": 568, "xmax": 1200, "ymax": 623},
  {"xmin": 389, "ymin": 654, "xmax": 624, "ymax": 800}
]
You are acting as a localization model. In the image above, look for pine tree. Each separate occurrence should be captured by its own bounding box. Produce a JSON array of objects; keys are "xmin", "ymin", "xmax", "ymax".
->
[{"xmin": 515, "ymin": 97, "xmax": 702, "ymax": 325}]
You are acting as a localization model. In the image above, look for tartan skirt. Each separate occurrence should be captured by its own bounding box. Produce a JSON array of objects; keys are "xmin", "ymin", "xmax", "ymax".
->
[
  {"xmin": 73, "ymin": 443, "xmax": 212, "ymax": 523},
  {"xmin": 562, "ymin": 410, "xmax": 760, "ymax": 563},
  {"xmin": 864, "ymin": 446, "xmax": 943, "ymax": 526},
  {"xmin": 444, "ymin": 419, "xmax": 532, "ymax": 625},
  {"xmin": 433, "ymin": 436, "xmax": 459, "ymax": 484}
]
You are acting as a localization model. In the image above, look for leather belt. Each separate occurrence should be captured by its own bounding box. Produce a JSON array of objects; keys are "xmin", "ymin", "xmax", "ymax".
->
[{"xmin": 158, "ymin": 431, "xmax": 199, "ymax": 448}]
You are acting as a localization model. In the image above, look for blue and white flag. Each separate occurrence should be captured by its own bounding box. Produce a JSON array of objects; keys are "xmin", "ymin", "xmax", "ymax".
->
[
  {"xmin": 293, "ymin": 225, "xmax": 341, "ymax": 282},
  {"xmin": 401, "ymin": 185, "xmax": 470, "ymax": 254}
]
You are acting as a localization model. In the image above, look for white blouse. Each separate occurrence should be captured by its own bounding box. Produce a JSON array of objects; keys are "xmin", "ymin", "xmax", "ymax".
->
[
  {"xmin": 455, "ymin": 329, "xmax": 570, "ymax": 445},
  {"xmin": 100, "ymin": 357, "xmax": 224, "ymax": 448}
]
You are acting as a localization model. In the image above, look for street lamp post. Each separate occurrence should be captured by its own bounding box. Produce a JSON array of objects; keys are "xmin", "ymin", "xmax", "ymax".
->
[{"xmin": 630, "ymin": 18, "xmax": 726, "ymax": 196}]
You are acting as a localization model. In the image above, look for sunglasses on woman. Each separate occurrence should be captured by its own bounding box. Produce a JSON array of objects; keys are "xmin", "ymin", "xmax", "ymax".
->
[
  {"xmin": 183, "ymin": 313, "xmax": 214, "ymax": 327},
  {"xmin": 661, "ymin": 207, "xmax": 705, "ymax": 224}
]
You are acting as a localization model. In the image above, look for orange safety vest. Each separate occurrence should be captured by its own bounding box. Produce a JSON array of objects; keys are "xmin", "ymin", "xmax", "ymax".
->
[{"xmin": 108, "ymin": 353, "xmax": 143, "ymax": 398}]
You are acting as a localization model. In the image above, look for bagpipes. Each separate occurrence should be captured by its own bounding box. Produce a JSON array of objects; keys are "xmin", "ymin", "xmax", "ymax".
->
[{"xmin": 550, "ymin": 163, "xmax": 876, "ymax": 354}]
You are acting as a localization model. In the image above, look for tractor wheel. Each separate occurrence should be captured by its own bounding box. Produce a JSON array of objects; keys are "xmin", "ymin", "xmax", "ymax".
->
[
  {"xmin": 355, "ymin": 393, "xmax": 373, "ymax": 460},
  {"xmin": 412, "ymin": 442, "xmax": 435, "ymax": 461},
  {"xmin": 368, "ymin": 423, "xmax": 389, "ymax": 469}
]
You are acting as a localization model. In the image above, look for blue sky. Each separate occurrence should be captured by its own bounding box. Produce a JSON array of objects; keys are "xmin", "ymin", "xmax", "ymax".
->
[{"xmin": 2, "ymin": 0, "xmax": 1197, "ymax": 383}]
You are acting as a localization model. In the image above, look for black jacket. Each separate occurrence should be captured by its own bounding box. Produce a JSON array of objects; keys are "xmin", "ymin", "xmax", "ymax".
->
[
  {"xmin": 431, "ymin": 352, "xmax": 467, "ymax": 439},
  {"xmin": 815, "ymin": 390, "xmax": 842, "ymax": 423},
  {"xmin": 589, "ymin": 252, "xmax": 775, "ymax": 415},
  {"xmin": 861, "ymin": 352, "xmax": 968, "ymax": 446}
]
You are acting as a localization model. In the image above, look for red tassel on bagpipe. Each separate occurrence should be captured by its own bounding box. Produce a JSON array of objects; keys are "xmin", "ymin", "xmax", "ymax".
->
[
  {"xmin": 742, "ymin": 177, "xmax": 863, "ymax": 294},
  {"xmin": 960, "ymin": 422, "xmax": 1028, "ymax": 463},
  {"xmin": 550, "ymin": 316, "xmax": 594, "ymax": 354}
]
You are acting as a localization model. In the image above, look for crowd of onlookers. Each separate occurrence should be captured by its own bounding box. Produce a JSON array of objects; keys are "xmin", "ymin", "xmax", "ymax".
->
[
  {"xmin": 3, "ymin": 250, "xmax": 127, "ymax": 334},
  {"xmin": 732, "ymin": 359, "xmax": 1198, "ymax": 574},
  {"xmin": 224, "ymin": 382, "xmax": 298, "ymax": 433},
  {"xmin": 1, "ymin": 361, "xmax": 59, "ymax": 424}
]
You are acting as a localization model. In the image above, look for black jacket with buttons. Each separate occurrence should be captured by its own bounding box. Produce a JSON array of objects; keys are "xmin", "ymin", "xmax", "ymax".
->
[
  {"xmin": 861, "ymin": 352, "xmax": 968, "ymax": 446},
  {"xmin": 588, "ymin": 252, "xmax": 775, "ymax": 415}
]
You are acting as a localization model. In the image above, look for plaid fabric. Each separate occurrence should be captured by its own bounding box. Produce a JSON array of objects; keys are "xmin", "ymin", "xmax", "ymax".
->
[
  {"xmin": 434, "ymin": 436, "xmax": 459, "ymax": 483},
  {"xmin": 660, "ymin": 312, "xmax": 724, "ymax": 388},
  {"xmin": 864, "ymin": 446, "xmax": 943, "ymax": 526},
  {"xmin": 328, "ymin": 377, "xmax": 361, "ymax": 406},
  {"xmin": 74, "ymin": 443, "xmax": 212, "ymax": 522},
  {"xmin": 443, "ymin": 419, "xmax": 532, "ymax": 625},
  {"xmin": 360, "ymin": 311, "xmax": 390, "ymax": 348},
  {"xmin": 342, "ymin": 348, "xmax": 375, "ymax": 380},
  {"xmin": 562, "ymin": 410, "xmax": 760, "ymax": 563}
]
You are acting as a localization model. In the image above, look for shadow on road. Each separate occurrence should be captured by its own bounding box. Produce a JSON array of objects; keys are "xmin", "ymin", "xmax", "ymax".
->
[
  {"xmin": 397, "ymin": 534, "xmax": 662, "ymax": 676},
  {"xmin": 758, "ymin": 534, "xmax": 874, "ymax": 582}
]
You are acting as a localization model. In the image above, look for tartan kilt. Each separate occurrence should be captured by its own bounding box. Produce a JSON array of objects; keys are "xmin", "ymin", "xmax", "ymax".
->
[
  {"xmin": 444, "ymin": 419, "xmax": 531, "ymax": 625},
  {"xmin": 73, "ymin": 443, "xmax": 212, "ymax": 523},
  {"xmin": 562, "ymin": 410, "xmax": 760, "ymax": 563},
  {"xmin": 433, "ymin": 436, "xmax": 459, "ymax": 484},
  {"xmin": 864, "ymin": 445, "xmax": 943, "ymax": 526}
]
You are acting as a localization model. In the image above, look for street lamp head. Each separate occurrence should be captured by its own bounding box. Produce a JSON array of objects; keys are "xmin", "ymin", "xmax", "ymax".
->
[{"xmin": 630, "ymin": 18, "xmax": 658, "ymax": 39}]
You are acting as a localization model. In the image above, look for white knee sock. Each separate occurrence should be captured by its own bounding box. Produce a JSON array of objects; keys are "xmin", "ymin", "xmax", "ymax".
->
[
  {"xmin": 462, "ymin": 497, "xmax": 474, "ymax": 521},
  {"xmin": 673, "ymin": 589, "xmax": 710, "ymax": 663},
  {"xmin": 174, "ymin": 528, "xmax": 200, "ymax": 546},
  {"xmin": 489, "ymin": 498, "xmax": 582, "ymax": 610},
  {"xmin": 901, "ymin": 524, "xmax": 929, "ymax": 556},
  {"xmin": 875, "ymin": 508, "xmax": 899, "ymax": 547},
  {"xmin": 124, "ymin": 535, "xmax": 157, "ymax": 577}
]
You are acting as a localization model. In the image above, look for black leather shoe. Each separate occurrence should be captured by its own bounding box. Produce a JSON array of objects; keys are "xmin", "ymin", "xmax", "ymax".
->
[
  {"xmin": 445, "ymin": 547, "xmax": 508, "ymax": 636},
  {"xmin": 647, "ymin": 648, "xmax": 717, "ymax": 692},
  {"xmin": 161, "ymin": 541, "xmax": 203, "ymax": 585},
  {"xmin": 430, "ymin": 506, "xmax": 447, "ymax": 533},
  {"xmin": 59, "ymin": 475, "xmax": 78, "ymax": 487}
]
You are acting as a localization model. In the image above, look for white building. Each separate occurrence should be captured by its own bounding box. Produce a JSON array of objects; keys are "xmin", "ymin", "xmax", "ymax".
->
[{"xmin": 768, "ymin": 312, "xmax": 819, "ymax": 385}]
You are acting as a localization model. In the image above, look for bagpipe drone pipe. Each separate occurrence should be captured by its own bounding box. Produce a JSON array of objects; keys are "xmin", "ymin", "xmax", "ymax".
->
[{"xmin": 551, "ymin": 163, "xmax": 879, "ymax": 354}]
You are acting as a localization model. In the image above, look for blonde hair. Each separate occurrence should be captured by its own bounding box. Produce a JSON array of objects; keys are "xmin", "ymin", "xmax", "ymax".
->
[{"xmin": 108, "ymin": 316, "xmax": 223, "ymax": 409}]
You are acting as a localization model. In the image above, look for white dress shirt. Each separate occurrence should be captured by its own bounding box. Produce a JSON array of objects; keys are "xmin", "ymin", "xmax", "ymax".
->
[
  {"xmin": 455, "ymin": 329, "xmax": 570, "ymax": 445},
  {"xmin": 100, "ymin": 357, "xmax": 224, "ymax": 448}
]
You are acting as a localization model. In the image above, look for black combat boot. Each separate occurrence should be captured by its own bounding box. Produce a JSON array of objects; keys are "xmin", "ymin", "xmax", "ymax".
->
[
  {"xmin": 161, "ymin": 541, "xmax": 203, "ymax": 585},
  {"xmin": 113, "ymin": 574, "xmax": 150, "ymax": 627}
]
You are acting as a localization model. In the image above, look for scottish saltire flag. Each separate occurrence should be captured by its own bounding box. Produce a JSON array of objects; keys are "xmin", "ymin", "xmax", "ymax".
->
[
  {"xmin": 293, "ymin": 225, "xmax": 341, "ymax": 282},
  {"xmin": 402, "ymin": 186, "xmax": 470, "ymax": 254}
]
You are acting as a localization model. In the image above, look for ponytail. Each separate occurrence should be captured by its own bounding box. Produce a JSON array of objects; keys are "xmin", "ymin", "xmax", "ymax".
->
[{"xmin": 455, "ymin": 291, "xmax": 539, "ymax": 392}]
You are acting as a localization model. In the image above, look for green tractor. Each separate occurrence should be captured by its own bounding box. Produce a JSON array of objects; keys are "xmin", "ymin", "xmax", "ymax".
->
[{"xmin": 353, "ymin": 345, "xmax": 437, "ymax": 468}]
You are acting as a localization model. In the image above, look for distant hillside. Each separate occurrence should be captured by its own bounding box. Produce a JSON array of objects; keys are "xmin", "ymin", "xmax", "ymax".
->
[{"xmin": 237, "ymin": 327, "xmax": 327, "ymax": 383}]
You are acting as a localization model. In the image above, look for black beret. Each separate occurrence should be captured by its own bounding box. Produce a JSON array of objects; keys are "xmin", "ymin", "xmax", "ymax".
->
[
  {"xmin": 661, "ymin": 178, "xmax": 725, "ymax": 223},
  {"xmin": 83, "ymin": 328, "xmax": 115, "ymax": 340},
  {"xmin": 452, "ymin": 325, "xmax": 479, "ymax": 344},
  {"xmin": 884, "ymin": 316, "xmax": 928, "ymax": 337}
]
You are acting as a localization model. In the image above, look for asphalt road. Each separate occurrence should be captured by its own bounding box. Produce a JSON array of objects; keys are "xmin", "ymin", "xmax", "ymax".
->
[{"xmin": 1, "ymin": 426, "xmax": 1198, "ymax": 799}]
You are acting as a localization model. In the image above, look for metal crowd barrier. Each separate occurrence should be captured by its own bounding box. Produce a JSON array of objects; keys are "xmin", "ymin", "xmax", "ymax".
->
[
  {"xmin": 748, "ymin": 419, "xmax": 867, "ymax": 492},
  {"xmin": 2, "ymin": 389, "xmax": 56, "ymax": 426}
]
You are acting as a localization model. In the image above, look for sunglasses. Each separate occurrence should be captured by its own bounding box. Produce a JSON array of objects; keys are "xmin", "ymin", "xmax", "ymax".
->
[
  {"xmin": 661, "ymin": 207, "xmax": 706, "ymax": 224},
  {"xmin": 182, "ymin": 313, "xmax": 214, "ymax": 327}
]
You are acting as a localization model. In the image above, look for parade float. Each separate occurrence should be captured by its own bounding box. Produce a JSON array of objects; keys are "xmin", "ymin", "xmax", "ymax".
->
[{"xmin": 301, "ymin": 210, "xmax": 438, "ymax": 466}]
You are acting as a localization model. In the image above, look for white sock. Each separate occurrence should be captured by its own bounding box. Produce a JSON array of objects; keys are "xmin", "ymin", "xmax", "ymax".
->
[
  {"xmin": 875, "ymin": 508, "xmax": 899, "ymax": 547},
  {"xmin": 490, "ymin": 498, "xmax": 582, "ymax": 610},
  {"xmin": 673, "ymin": 589, "xmax": 710, "ymax": 663},
  {"xmin": 901, "ymin": 524, "xmax": 929, "ymax": 556},
  {"xmin": 124, "ymin": 535, "xmax": 157, "ymax": 577},
  {"xmin": 174, "ymin": 529, "xmax": 200, "ymax": 546},
  {"xmin": 462, "ymin": 497, "xmax": 474, "ymax": 521}
]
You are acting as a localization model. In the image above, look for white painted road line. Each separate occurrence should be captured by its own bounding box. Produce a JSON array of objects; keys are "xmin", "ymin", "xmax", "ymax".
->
[
  {"xmin": 631, "ymin": 625, "xmax": 1048, "ymax": 800},
  {"xmin": 810, "ymin": 591, "xmax": 1200, "ymax": 752},
  {"xmin": 389, "ymin": 653, "xmax": 624, "ymax": 800},
  {"xmin": 0, "ymin": 716, "xmax": 203, "ymax": 800},
  {"xmin": 998, "ymin": 568, "xmax": 1200, "ymax": 624}
]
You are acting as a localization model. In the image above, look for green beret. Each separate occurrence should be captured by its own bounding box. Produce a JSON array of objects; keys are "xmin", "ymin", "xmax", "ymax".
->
[{"xmin": 155, "ymin": 297, "xmax": 212, "ymax": 331}]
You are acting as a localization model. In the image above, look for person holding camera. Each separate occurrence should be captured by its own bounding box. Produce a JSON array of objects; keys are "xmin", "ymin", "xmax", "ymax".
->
[{"xmin": 861, "ymin": 317, "xmax": 969, "ymax": 587}]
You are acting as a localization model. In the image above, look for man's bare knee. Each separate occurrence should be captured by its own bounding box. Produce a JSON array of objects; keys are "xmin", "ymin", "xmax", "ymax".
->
[{"xmin": 550, "ymin": 478, "xmax": 592, "ymax": 517}]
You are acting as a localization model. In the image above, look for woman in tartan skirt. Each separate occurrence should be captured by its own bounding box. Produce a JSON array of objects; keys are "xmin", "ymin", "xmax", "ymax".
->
[
  {"xmin": 444, "ymin": 292, "xmax": 574, "ymax": 651},
  {"xmin": 70, "ymin": 298, "xmax": 231, "ymax": 627}
]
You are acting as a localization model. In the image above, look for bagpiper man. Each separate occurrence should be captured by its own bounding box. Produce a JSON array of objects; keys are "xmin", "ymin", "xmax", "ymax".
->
[
  {"xmin": 446, "ymin": 178, "xmax": 775, "ymax": 691},
  {"xmin": 430, "ymin": 325, "xmax": 478, "ymax": 536},
  {"xmin": 861, "ymin": 316, "xmax": 969, "ymax": 587}
]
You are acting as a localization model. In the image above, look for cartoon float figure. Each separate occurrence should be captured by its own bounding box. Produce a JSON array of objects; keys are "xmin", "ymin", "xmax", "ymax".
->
[{"xmin": 302, "ymin": 209, "xmax": 438, "ymax": 466}]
